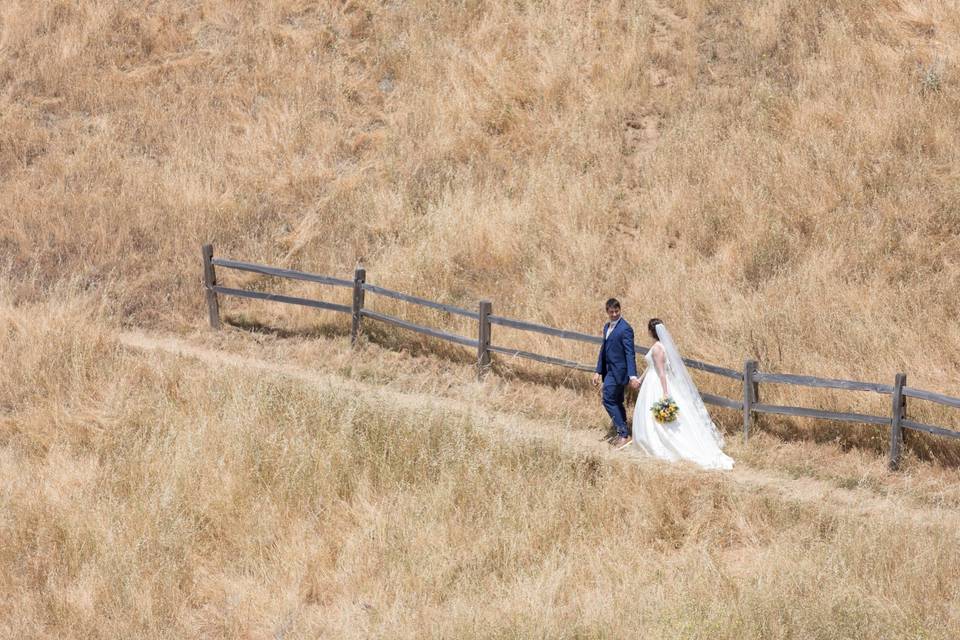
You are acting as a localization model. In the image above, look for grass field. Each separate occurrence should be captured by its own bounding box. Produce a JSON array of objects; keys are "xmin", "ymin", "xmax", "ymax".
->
[
  {"xmin": 3, "ymin": 0, "xmax": 960, "ymax": 636},
  {"xmin": 3, "ymin": 298, "xmax": 959, "ymax": 638}
]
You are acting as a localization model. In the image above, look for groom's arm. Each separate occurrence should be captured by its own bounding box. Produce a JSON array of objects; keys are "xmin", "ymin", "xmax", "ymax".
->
[
  {"xmin": 595, "ymin": 324, "xmax": 606, "ymax": 375},
  {"xmin": 623, "ymin": 325, "xmax": 638, "ymax": 379}
]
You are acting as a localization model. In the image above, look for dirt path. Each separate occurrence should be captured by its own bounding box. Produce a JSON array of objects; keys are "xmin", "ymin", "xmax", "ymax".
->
[
  {"xmin": 118, "ymin": 331, "xmax": 612, "ymax": 455},
  {"xmin": 118, "ymin": 331, "xmax": 960, "ymax": 530}
]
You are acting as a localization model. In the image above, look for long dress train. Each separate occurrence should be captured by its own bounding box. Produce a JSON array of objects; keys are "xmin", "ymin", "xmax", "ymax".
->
[{"xmin": 631, "ymin": 343, "xmax": 734, "ymax": 470}]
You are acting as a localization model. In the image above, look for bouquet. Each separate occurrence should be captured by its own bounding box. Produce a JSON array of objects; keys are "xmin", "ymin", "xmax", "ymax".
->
[{"xmin": 651, "ymin": 397, "xmax": 679, "ymax": 423}]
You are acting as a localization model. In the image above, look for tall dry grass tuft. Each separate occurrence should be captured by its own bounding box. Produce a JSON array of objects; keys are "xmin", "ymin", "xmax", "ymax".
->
[{"xmin": 2, "ymin": 298, "xmax": 959, "ymax": 637}]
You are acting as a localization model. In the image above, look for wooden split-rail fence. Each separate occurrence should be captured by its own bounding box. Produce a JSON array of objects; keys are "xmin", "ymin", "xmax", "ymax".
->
[{"xmin": 201, "ymin": 244, "xmax": 960, "ymax": 470}]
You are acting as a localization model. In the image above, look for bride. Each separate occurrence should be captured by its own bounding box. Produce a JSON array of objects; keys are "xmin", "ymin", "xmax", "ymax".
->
[{"xmin": 630, "ymin": 318, "xmax": 734, "ymax": 470}]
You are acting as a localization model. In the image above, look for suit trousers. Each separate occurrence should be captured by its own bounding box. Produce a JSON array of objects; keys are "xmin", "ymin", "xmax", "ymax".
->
[{"xmin": 602, "ymin": 374, "xmax": 629, "ymax": 438}]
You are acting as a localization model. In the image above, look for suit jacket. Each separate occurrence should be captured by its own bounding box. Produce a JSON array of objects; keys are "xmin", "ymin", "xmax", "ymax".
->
[{"xmin": 595, "ymin": 319, "xmax": 638, "ymax": 385}]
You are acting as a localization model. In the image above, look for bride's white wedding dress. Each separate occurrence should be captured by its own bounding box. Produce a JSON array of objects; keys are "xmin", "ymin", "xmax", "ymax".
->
[{"xmin": 631, "ymin": 326, "xmax": 734, "ymax": 470}]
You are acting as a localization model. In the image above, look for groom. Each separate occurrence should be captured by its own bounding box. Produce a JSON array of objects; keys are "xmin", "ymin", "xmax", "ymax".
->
[{"xmin": 592, "ymin": 298, "xmax": 640, "ymax": 449}]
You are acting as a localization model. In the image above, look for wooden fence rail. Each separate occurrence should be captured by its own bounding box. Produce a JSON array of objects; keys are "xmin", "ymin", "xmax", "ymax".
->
[
  {"xmin": 753, "ymin": 371, "xmax": 894, "ymax": 394},
  {"xmin": 211, "ymin": 258, "xmax": 354, "ymax": 288},
  {"xmin": 361, "ymin": 308, "xmax": 480, "ymax": 348},
  {"xmin": 488, "ymin": 314, "xmax": 601, "ymax": 344},
  {"xmin": 200, "ymin": 244, "xmax": 960, "ymax": 470},
  {"xmin": 363, "ymin": 283, "xmax": 480, "ymax": 319}
]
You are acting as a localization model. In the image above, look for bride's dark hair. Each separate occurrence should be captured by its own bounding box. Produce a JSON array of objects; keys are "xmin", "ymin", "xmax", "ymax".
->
[{"xmin": 648, "ymin": 318, "xmax": 663, "ymax": 340}]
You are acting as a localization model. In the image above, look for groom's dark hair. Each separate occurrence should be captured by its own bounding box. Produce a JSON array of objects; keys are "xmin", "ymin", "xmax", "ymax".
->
[{"xmin": 605, "ymin": 298, "xmax": 621, "ymax": 310}]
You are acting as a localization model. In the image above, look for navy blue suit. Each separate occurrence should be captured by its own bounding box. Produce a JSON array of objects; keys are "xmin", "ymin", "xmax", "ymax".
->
[{"xmin": 596, "ymin": 319, "xmax": 638, "ymax": 438}]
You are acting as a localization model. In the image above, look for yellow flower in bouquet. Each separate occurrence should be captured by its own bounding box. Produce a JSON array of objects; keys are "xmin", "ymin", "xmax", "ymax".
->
[{"xmin": 651, "ymin": 397, "xmax": 679, "ymax": 423}]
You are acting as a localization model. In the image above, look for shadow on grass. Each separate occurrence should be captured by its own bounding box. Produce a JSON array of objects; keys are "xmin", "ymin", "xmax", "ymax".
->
[
  {"xmin": 225, "ymin": 315, "xmax": 351, "ymax": 340},
  {"xmin": 750, "ymin": 413, "xmax": 960, "ymax": 468},
  {"xmin": 356, "ymin": 322, "xmax": 477, "ymax": 366},
  {"xmin": 225, "ymin": 311, "xmax": 598, "ymax": 394},
  {"xmin": 489, "ymin": 358, "xmax": 595, "ymax": 393}
]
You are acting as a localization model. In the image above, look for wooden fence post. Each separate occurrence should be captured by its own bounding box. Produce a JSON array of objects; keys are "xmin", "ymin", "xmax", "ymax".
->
[
  {"xmin": 742, "ymin": 360, "xmax": 758, "ymax": 442},
  {"xmin": 351, "ymin": 266, "xmax": 366, "ymax": 346},
  {"xmin": 477, "ymin": 300, "xmax": 492, "ymax": 378},
  {"xmin": 202, "ymin": 244, "xmax": 221, "ymax": 330},
  {"xmin": 888, "ymin": 372, "xmax": 907, "ymax": 470}
]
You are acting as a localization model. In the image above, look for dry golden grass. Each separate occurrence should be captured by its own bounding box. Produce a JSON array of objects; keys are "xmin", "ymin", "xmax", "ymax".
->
[
  {"xmin": 3, "ymin": 296, "xmax": 960, "ymax": 638},
  {"xmin": 3, "ymin": 1, "xmax": 960, "ymax": 456},
  {"xmin": 4, "ymin": 1, "xmax": 960, "ymax": 636}
]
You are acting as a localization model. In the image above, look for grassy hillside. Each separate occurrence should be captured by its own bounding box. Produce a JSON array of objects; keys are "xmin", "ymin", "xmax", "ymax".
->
[
  {"xmin": 3, "ymin": 0, "xmax": 959, "ymax": 395},
  {"xmin": 5, "ymin": 3, "xmax": 960, "ymax": 636},
  {"xmin": 3, "ymin": 297, "xmax": 959, "ymax": 638}
]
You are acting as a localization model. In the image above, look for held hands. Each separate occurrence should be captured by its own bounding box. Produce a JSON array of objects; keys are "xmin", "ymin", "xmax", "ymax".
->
[{"xmin": 593, "ymin": 373, "xmax": 641, "ymax": 391}]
